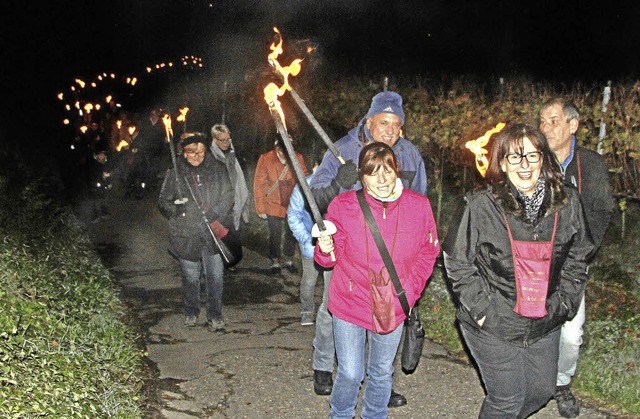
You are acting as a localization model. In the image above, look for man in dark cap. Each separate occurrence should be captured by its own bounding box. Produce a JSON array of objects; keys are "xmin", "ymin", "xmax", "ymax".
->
[
  {"xmin": 309, "ymin": 91, "xmax": 428, "ymax": 408},
  {"xmin": 158, "ymin": 132, "xmax": 234, "ymax": 332}
]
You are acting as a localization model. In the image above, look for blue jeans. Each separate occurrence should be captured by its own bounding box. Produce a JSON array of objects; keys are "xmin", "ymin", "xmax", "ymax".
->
[
  {"xmin": 557, "ymin": 295, "xmax": 586, "ymax": 386},
  {"xmin": 460, "ymin": 323, "xmax": 559, "ymax": 419},
  {"xmin": 179, "ymin": 250, "xmax": 224, "ymax": 321},
  {"xmin": 330, "ymin": 316, "xmax": 403, "ymax": 419},
  {"xmin": 313, "ymin": 270, "xmax": 335, "ymax": 372},
  {"xmin": 300, "ymin": 256, "xmax": 320, "ymax": 315}
]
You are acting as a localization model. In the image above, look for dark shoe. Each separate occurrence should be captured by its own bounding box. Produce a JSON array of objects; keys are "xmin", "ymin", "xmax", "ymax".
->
[
  {"xmin": 313, "ymin": 370, "xmax": 333, "ymax": 395},
  {"xmin": 555, "ymin": 385, "xmax": 580, "ymax": 418},
  {"xmin": 388, "ymin": 389, "xmax": 407, "ymax": 408}
]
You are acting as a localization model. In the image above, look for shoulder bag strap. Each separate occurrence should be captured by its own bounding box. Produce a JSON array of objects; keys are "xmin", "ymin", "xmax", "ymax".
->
[
  {"xmin": 265, "ymin": 165, "xmax": 289, "ymax": 196},
  {"xmin": 356, "ymin": 189, "xmax": 411, "ymax": 316}
]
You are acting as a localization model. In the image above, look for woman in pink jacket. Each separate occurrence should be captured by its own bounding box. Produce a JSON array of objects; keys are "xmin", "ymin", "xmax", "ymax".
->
[{"xmin": 315, "ymin": 142, "xmax": 440, "ymax": 419}]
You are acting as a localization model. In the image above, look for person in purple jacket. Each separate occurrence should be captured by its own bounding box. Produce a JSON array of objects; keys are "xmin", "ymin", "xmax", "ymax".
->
[{"xmin": 316, "ymin": 142, "xmax": 439, "ymax": 419}]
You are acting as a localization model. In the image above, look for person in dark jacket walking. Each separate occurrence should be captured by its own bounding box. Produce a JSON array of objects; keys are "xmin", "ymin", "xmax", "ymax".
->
[
  {"xmin": 158, "ymin": 132, "xmax": 234, "ymax": 332},
  {"xmin": 540, "ymin": 97, "xmax": 614, "ymax": 418},
  {"xmin": 443, "ymin": 123, "xmax": 595, "ymax": 418}
]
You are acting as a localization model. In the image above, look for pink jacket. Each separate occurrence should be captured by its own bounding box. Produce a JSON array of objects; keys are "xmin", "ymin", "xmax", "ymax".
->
[{"xmin": 315, "ymin": 189, "xmax": 440, "ymax": 332}]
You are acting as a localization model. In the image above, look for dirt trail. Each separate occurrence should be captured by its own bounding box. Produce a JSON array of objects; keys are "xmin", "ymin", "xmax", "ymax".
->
[{"xmin": 87, "ymin": 191, "xmax": 614, "ymax": 418}]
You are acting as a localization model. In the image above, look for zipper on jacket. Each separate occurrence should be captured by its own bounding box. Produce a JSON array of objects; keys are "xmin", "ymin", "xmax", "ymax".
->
[
  {"xmin": 522, "ymin": 320, "xmax": 533, "ymax": 347},
  {"xmin": 383, "ymin": 203, "xmax": 387, "ymax": 219}
]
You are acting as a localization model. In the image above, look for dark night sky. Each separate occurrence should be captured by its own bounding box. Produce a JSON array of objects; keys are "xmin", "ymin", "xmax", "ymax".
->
[{"xmin": 2, "ymin": 1, "xmax": 640, "ymax": 150}]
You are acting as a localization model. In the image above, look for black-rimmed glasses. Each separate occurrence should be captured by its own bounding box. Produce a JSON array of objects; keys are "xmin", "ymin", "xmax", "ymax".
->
[{"xmin": 505, "ymin": 151, "xmax": 542, "ymax": 165}]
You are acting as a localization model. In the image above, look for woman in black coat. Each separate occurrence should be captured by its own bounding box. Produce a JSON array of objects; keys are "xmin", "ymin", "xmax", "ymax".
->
[
  {"xmin": 443, "ymin": 123, "xmax": 594, "ymax": 418},
  {"xmin": 158, "ymin": 133, "xmax": 234, "ymax": 332}
]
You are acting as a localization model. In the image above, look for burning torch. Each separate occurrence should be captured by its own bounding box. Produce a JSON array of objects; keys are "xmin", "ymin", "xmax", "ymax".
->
[
  {"xmin": 267, "ymin": 27, "xmax": 345, "ymax": 165},
  {"xmin": 465, "ymin": 122, "xmax": 505, "ymax": 177},
  {"xmin": 177, "ymin": 107, "xmax": 189, "ymax": 133},
  {"xmin": 263, "ymin": 30, "xmax": 337, "ymax": 259},
  {"xmin": 162, "ymin": 114, "xmax": 188, "ymax": 205}
]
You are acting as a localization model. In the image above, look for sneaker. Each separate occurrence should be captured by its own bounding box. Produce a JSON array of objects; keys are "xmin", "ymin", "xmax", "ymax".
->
[
  {"xmin": 283, "ymin": 260, "xmax": 298, "ymax": 273},
  {"xmin": 184, "ymin": 315, "xmax": 198, "ymax": 327},
  {"xmin": 301, "ymin": 312, "xmax": 314, "ymax": 326},
  {"xmin": 207, "ymin": 318, "xmax": 225, "ymax": 332},
  {"xmin": 388, "ymin": 389, "xmax": 407, "ymax": 408},
  {"xmin": 270, "ymin": 259, "xmax": 281, "ymax": 274},
  {"xmin": 555, "ymin": 385, "xmax": 580, "ymax": 418},
  {"xmin": 313, "ymin": 370, "xmax": 333, "ymax": 395}
]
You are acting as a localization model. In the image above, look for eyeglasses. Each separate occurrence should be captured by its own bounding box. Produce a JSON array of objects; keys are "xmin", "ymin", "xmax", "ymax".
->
[
  {"xmin": 505, "ymin": 151, "xmax": 542, "ymax": 165},
  {"xmin": 185, "ymin": 150, "xmax": 205, "ymax": 157},
  {"xmin": 214, "ymin": 136, "xmax": 231, "ymax": 143}
]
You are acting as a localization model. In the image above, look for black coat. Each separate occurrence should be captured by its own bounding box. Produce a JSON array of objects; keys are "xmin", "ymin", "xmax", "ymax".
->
[
  {"xmin": 564, "ymin": 145, "xmax": 614, "ymax": 255},
  {"xmin": 443, "ymin": 182, "xmax": 595, "ymax": 347},
  {"xmin": 158, "ymin": 155, "xmax": 234, "ymax": 261}
]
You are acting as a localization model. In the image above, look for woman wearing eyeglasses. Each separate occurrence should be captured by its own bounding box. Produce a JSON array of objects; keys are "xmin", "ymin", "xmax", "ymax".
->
[
  {"xmin": 443, "ymin": 123, "xmax": 595, "ymax": 418},
  {"xmin": 158, "ymin": 132, "xmax": 234, "ymax": 332}
]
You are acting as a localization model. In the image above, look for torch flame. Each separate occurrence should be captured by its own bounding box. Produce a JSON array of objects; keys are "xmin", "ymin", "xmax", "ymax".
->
[
  {"xmin": 116, "ymin": 140, "xmax": 129, "ymax": 152},
  {"xmin": 162, "ymin": 114, "xmax": 173, "ymax": 141},
  {"xmin": 176, "ymin": 107, "xmax": 189, "ymax": 122},
  {"xmin": 465, "ymin": 122, "xmax": 505, "ymax": 177},
  {"xmin": 263, "ymin": 27, "xmax": 303, "ymax": 129}
]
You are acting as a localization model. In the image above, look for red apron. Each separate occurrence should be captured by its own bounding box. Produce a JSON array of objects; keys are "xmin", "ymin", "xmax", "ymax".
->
[{"xmin": 504, "ymin": 213, "xmax": 558, "ymax": 319}]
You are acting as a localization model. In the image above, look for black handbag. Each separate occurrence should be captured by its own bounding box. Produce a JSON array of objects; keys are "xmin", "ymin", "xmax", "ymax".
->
[{"xmin": 356, "ymin": 190, "xmax": 425, "ymax": 373}]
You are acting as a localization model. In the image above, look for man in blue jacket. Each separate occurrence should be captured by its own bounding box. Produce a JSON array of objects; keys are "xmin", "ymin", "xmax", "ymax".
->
[{"xmin": 309, "ymin": 91, "xmax": 428, "ymax": 408}]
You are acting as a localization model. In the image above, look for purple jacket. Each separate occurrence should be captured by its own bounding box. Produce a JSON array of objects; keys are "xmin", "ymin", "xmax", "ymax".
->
[{"xmin": 315, "ymin": 189, "xmax": 440, "ymax": 332}]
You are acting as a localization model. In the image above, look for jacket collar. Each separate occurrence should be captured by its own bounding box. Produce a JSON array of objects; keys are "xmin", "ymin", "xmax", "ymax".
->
[{"xmin": 490, "ymin": 180, "xmax": 568, "ymax": 222}]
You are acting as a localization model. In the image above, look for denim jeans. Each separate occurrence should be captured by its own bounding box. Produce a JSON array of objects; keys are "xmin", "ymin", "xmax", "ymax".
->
[
  {"xmin": 266, "ymin": 215, "xmax": 296, "ymax": 260},
  {"xmin": 330, "ymin": 316, "xmax": 403, "ymax": 419},
  {"xmin": 179, "ymin": 250, "xmax": 224, "ymax": 321},
  {"xmin": 460, "ymin": 323, "xmax": 560, "ymax": 419},
  {"xmin": 300, "ymin": 256, "xmax": 320, "ymax": 315},
  {"xmin": 313, "ymin": 270, "xmax": 335, "ymax": 372},
  {"xmin": 557, "ymin": 295, "xmax": 586, "ymax": 386}
]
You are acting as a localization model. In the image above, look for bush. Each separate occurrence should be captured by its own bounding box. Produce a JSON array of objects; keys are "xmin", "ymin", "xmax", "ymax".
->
[{"xmin": 0, "ymin": 175, "xmax": 145, "ymax": 417}]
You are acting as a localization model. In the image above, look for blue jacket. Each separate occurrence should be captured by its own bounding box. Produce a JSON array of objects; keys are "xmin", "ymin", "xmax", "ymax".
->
[
  {"xmin": 287, "ymin": 173, "xmax": 315, "ymax": 259},
  {"xmin": 310, "ymin": 117, "xmax": 427, "ymax": 212}
]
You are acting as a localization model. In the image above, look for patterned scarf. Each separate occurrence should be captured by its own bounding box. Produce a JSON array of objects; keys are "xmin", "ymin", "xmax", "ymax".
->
[{"xmin": 515, "ymin": 173, "xmax": 546, "ymax": 223}]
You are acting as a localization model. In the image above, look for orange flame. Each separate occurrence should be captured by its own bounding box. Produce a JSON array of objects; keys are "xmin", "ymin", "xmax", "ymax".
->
[
  {"xmin": 465, "ymin": 122, "xmax": 505, "ymax": 177},
  {"xmin": 128, "ymin": 125, "xmax": 137, "ymax": 136},
  {"xmin": 116, "ymin": 140, "xmax": 129, "ymax": 152},
  {"xmin": 263, "ymin": 27, "xmax": 303, "ymax": 129},
  {"xmin": 176, "ymin": 107, "xmax": 189, "ymax": 122},
  {"xmin": 162, "ymin": 114, "xmax": 173, "ymax": 141}
]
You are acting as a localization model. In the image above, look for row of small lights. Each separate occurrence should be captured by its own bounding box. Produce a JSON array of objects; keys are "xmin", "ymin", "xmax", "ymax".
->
[{"xmin": 57, "ymin": 56, "xmax": 203, "ymax": 127}]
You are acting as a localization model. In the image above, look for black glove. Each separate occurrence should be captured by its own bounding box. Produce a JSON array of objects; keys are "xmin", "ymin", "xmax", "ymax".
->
[{"xmin": 335, "ymin": 160, "xmax": 358, "ymax": 189}]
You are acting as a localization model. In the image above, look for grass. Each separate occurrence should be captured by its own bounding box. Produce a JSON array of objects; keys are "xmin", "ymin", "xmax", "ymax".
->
[{"xmin": 0, "ymin": 177, "xmax": 146, "ymax": 418}]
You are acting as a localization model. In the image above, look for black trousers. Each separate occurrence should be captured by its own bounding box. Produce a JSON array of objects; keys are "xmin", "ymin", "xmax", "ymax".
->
[{"xmin": 266, "ymin": 215, "xmax": 296, "ymax": 260}]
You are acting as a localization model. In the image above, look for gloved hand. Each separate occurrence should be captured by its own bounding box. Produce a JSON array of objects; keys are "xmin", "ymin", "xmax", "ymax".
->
[
  {"xmin": 335, "ymin": 160, "xmax": 358, "ymax": 189},
  {"xmin": 257, "ymin": 213, "xmax": 267, "ymax": 220},
  {"xmin": 210, "ymin": 220, "xmax": 229, "ymax": 238}
]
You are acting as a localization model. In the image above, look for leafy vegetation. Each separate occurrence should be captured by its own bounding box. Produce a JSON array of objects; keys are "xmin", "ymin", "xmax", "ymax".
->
[{"xmin": 0, "ymin": 173, "xmax": 145, "ymax": 417}]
